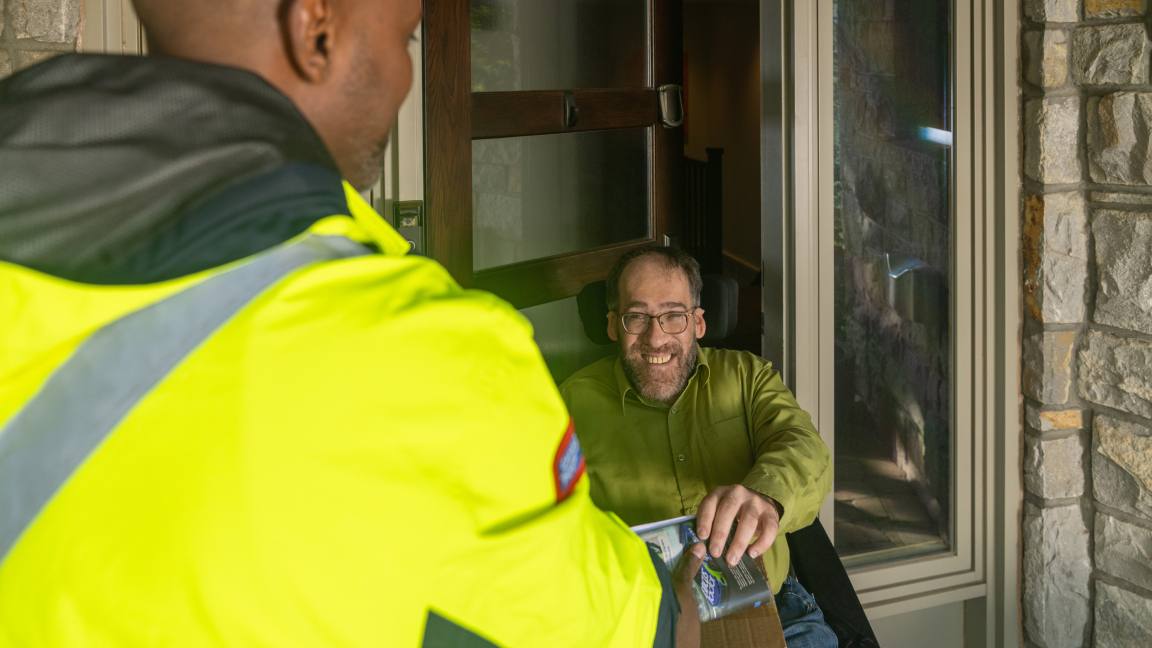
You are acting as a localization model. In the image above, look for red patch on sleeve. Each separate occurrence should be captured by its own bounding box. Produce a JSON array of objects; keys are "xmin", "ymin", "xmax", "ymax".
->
[{"xmin": 553, "ymin": 419, "xmax": 585, "ymax": 502}]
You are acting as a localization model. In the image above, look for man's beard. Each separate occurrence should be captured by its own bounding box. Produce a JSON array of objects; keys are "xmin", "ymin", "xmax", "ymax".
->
[
  {"xmin": 351, "ymin": 134, "xmax": 392, "ymax": 192},
  {"xmin": 621, "ymin": 340, "xmax": 699, "ymax": 406},
  {"xmin": 345, "ymin": 50, "xmax": 394, "ymax": 191}
]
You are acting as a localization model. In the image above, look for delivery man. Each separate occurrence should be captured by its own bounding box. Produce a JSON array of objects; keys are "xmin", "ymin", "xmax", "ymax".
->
[{"xmin": 0, "ymin": 0, "xmax": 702, "ymax": 645}]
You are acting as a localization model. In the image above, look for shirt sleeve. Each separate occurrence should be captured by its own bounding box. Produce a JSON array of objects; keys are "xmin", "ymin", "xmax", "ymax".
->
[{"xmin": 739, "ymin": 362, "xmax": 832, "ymax": 534}]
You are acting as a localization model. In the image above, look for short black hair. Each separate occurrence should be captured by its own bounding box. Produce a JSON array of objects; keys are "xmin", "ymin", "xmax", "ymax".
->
[{"xmin": 606, "ymin": 245, "xmax": 702, "ymax": 311}]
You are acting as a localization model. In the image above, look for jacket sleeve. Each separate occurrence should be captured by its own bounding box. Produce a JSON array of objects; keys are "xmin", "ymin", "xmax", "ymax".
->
[
  {"xmin": 648, "ymin": 544, "xmax": 680, "ymax": 648},
  {"xmin": 365, "ymin": 287, "xmax": 670, "ymax": 647},
  {"xmin": 738, "ymin": 362, "xmax": 832, "ymax": 534}
]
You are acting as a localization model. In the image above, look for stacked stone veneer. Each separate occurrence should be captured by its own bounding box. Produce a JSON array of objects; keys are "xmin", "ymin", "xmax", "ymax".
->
[
  {"xmin": 0, "ymin": 0, "xmax": 80, "ymax": 78},
  {"xmin": 1023, "ymin": 1, "xmax": 1152, "ymax": 646}
]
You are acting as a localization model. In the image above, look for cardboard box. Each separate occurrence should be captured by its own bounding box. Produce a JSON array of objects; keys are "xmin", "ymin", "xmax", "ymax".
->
[{"xmin": 701, "ymin": 597, "xmax": 786, "ymax": 648}]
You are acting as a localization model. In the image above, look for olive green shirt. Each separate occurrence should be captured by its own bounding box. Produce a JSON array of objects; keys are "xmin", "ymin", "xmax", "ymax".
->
[{"xmin": 559, "ymin": 347, "xmax": 831, "ymax": 594}]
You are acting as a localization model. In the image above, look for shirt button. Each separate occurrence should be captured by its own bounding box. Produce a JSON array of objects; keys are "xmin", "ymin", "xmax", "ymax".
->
[
  {"xmin": 671, "ymin": 407, "xmax": 678, "ymax": 414},
  {"xmin": 677, "ymin": 453, "xmax": 687, "ymax": 462}
]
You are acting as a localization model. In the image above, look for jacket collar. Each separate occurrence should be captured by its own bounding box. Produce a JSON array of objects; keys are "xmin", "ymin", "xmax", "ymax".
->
[{"xmin": 0, "ymin": 54, "xmax": 349, "ymax": 284}]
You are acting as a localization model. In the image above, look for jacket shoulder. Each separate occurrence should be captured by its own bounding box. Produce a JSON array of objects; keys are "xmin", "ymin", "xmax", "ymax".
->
[{"xmin": 242, "ymin": 252, "xmax": 550, "ymax": 407}]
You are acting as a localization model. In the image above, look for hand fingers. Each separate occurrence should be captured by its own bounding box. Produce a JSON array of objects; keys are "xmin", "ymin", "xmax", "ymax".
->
[
  {"xmin": 707, "ymin": 495, "xmax": 743, "ymax": 559},
  {"xmin": 696, "ymin": 490, "xmax": 722, "ymax": 540},
  {"xmin": 747, "ymin": 513, "xmax": 779, "ymax": 560},
  {"xmin": 725, "ymin": 511, "xmax": 761, "ymax": 565}
]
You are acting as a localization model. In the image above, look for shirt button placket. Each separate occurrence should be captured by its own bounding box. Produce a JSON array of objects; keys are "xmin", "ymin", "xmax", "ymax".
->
[{"xmin": 668, "ymin": 407, "xmax": 692, "ymax": 513}]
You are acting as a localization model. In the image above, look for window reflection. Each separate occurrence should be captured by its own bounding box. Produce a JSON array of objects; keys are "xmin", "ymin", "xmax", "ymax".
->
[
  {"xmin": 470, "ymin": 0, "xmax": 647, "ymax": 93},
  {"xmin": 473, "ymin": 130, "xmax": 650, "ymax": 271},
  {"xmin": 832, "ymin": 0, "xmax": 953, "ymax": 564}
]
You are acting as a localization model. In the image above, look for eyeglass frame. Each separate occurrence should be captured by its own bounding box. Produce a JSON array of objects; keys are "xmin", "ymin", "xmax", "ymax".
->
[{"xmin": 615, "ymin": 307, "xmax": 701, "ymax": 336}]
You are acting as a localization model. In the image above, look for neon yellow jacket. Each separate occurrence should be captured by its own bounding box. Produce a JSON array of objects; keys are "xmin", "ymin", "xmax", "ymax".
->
[
  {"xmin": 0, "ymin": 186, "xmax": 669, "ymax": 646},
  {"xmin": 0, "ymin": 55, "xmax": 673, "ymax": 647}
]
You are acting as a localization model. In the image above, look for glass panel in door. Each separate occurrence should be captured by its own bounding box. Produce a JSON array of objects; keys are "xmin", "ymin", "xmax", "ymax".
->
[
  {"xmin": 473, "ymin": 129, "xmax": 650, "ymax": 270},
  {"xmin": 470, "ymin": 0, "xmax": 647, "ymax": 92}
]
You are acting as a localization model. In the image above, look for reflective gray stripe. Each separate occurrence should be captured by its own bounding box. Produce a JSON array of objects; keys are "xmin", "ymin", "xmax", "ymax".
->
[{"xmin": 0, "ymin": 235, "xmax": 370, "ymax": 561}]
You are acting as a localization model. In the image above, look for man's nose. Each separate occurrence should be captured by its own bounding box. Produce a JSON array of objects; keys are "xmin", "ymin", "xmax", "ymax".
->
[{"xmin": 641, "ymin": 318, "xmax": 672, "ymax": 345}]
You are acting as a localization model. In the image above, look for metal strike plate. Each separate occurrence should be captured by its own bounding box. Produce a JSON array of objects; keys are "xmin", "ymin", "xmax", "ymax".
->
[{"xmin": 393, "ymin": 200, "xmax": 424, "ymax": 255}]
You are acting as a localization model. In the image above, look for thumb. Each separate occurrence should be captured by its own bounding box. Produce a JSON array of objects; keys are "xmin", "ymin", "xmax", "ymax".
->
[{"xmin": 675, "ymin": 543, "xmax": 707, "ymax": 586}]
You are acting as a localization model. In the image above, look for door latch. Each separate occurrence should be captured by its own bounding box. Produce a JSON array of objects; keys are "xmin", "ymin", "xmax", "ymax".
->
[
  {"xmin": 393, "ymin": 200, "xmax": 424, "ymax": 255},
  {"xmin": 563, "ymin": 91, "xmax": 579, "ymax": 129},
  {"xmin": 658, "ymin": 84, "xmax": 684, "ymax": 128}
]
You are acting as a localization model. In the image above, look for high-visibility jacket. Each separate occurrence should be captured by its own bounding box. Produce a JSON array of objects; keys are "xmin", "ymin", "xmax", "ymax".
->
[{"xmin": 0, "ymin": 54, "xmax": 673, "ymax": 647}]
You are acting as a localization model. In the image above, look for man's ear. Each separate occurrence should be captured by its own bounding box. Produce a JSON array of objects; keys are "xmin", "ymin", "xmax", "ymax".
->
[
  {"xmin": 607, "ymin": 311, "xmax": 619, "ymax": 342},
  {"xmin": 283, "ymin": 0, "xmax": 335, "ymax": 83},
  {"xmin": 694, "ymin": 308, "xmax": 707, "ymax": 340}
]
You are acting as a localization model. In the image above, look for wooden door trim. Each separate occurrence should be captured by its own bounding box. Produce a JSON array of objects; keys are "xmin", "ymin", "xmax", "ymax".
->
[
  {"xmin": 474, "ymin": 240, "xmax": 655, "ymax": 309},
  {"xmin": 423, "ymin": 0, "xmax": 473, "ymax": 284},
  {"xmin": 650, "ymin": 0, "xmax": 683, "ymax": 249},
  {"xmin": 472, "ymin": 89, "xmax": 660, "ymax": 139}
]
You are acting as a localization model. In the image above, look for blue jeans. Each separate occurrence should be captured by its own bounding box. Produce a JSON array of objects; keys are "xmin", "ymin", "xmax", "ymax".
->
[{"xmin": 775, "ymin": 574, "xmax": 839, "ymax": 648}]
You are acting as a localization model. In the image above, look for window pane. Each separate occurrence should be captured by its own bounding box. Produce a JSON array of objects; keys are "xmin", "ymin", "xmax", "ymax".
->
[
  {"xmin": 473, "ymin": 129, "xmax": 650, "ymax": 270},
  {"xmin": 832, "ymin": 0, "xmax": 952, "ymax": 564},
  {"xmin": 471, "ymin": 0, "xmax": 647, "ymax": 92}
]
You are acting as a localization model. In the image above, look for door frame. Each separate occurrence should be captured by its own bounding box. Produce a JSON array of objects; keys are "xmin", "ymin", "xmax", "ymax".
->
[{"xmin": 81, "ymin": 0, "xmax": 146, "ymax": 55}]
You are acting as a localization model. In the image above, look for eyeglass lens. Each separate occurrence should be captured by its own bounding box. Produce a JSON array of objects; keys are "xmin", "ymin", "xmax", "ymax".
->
[{"xmin": 621, "ymin": 312, "xmax": 690, "ymax": 335}]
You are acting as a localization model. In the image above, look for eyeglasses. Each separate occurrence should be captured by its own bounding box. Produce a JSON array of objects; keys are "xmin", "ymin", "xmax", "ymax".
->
[{"xmin": 619, "ymin": 309, "xmax": 697, "ymax": 335}]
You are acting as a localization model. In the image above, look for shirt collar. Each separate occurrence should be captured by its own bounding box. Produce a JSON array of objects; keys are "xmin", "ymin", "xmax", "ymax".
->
[{"xmin": 612, "ymin": 348, "xmax": 711, "ymax": 413}]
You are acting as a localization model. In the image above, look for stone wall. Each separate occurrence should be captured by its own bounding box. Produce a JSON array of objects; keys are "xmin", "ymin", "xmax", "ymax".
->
[
  {"xmin": 0, "ymin": 0, "xmax": 81, "ymax": 77},
  {"xmin": 1022, "ymin": 1, "xmax": 1152, "ymax": 645}
]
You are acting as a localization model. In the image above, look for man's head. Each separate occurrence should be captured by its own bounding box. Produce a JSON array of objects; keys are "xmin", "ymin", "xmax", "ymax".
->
[
  {"xmin": 606, "ymin": 247, "xmax": 706, "ymax": 405},
  {"xmin": 133, "ymin": 0, "xmax": 421, "ymax": 190}
]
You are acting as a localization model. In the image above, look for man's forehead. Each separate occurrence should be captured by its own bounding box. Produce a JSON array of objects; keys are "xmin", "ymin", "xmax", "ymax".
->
[
  {"xmin": 619, "ymin": 258, "xmax": 692, "ymax": 303},
  {"xmin": 622, "ymin": 299, "xmax": 691, "ymax": 310}
]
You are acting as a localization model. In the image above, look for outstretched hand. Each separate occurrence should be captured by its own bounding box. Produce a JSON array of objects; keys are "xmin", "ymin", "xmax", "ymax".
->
[
  {"xmin": 673, "ymin": 543, "xmax": 706, "ymax": 648},
  {"xmin": 696, "ymin": 484, "xmax": 781, "ymax": 566}
]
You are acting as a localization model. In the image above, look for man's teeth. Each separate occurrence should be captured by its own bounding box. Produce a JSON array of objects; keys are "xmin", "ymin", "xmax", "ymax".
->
[{"xmin": 644, "ymin": 354, "xmax": 672, "ymax": 365}]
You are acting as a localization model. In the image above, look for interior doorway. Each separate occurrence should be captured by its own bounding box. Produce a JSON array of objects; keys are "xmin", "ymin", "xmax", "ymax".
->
[{"xmin": 682, "ymin": 0, "xmax": 763, "ymax": 356}]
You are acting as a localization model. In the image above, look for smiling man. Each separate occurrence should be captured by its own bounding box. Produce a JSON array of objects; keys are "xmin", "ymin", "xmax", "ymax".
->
[{"xmin": 561, "ymin": 246, "xmax": 838, "ymax": 646}]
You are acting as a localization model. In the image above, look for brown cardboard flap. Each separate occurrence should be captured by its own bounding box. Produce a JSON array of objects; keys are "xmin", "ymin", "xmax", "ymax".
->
[{"xmin": 700, "ymin": 598, "xmax": 785, "ymax": 648}]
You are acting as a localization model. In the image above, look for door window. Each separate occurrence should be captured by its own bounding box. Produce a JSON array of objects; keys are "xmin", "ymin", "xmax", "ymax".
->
[{"xmin": 424, "ymin": 0, "xmax": 683, "ymax": 309}]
